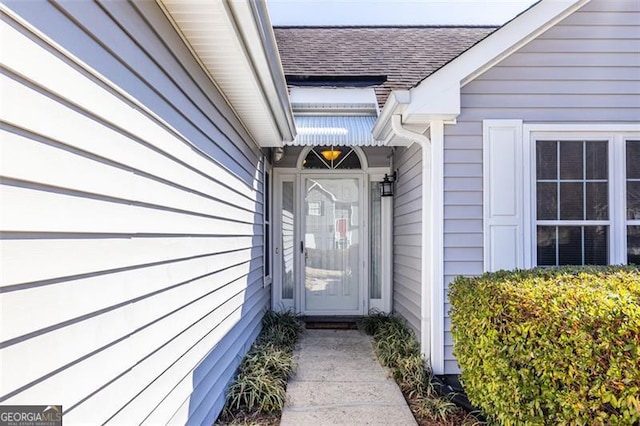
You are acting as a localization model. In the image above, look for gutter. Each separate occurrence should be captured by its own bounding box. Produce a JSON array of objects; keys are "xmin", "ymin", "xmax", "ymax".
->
[
  {"xmin": 372, "ymin": 91, "xmax": 410, "ymax": 144},
  {"xmin": 390, "ymin": 115, "xmax": 434, "ymax": 368}
]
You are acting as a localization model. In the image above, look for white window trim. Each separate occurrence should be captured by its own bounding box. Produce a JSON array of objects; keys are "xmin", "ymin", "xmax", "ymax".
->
[{"xmin": 522, "ymin": 124, "xmax": 640, "ymax": 267}]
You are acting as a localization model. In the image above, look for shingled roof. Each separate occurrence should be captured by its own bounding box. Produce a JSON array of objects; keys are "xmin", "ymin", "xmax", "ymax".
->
[{"xmin": 274, "ymin": 26, "xmax": 497, "ymax": 108}]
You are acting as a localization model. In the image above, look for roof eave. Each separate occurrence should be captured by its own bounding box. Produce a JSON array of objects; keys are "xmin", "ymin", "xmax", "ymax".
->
[
  {"xmin": 372, "ymin": 90, "xmax": 458, "ymax": 146},
  {"xmin": 228, "ymin": 0, "xmax": 296, "ymax": 144},
  {"xmin": 158, "ymin": 0, "xmax": 295, "ymax": 148},
  {"xmin": 373, "ymin": 0, "xmax": 591, "ymax": 144}
]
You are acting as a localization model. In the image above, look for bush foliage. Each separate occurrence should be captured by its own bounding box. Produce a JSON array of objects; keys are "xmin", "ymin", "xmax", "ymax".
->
[
  {"xmin": 358, "ymin": 312, "xmax": 475, "ymax": 424},
  {"xmin": 449, "ymin": 266, "xmax": 640, "ymax": 425},
  {"xmin": 223, "ymin": 310, "xmax": 303, "ymax": 415}
]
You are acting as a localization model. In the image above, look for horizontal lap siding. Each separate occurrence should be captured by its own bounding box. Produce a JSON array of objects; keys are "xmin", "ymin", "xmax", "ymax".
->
[
  {"xmin": 442, "ymin": 0, "xmax": 640, "ymax": 374},
  {"xmin": 0, "ymin": 1, "xmax": 267, "ymax": 424},
  {"xmin": 392, "ymin": 145, "xmax": 422, "ymax": 339}
]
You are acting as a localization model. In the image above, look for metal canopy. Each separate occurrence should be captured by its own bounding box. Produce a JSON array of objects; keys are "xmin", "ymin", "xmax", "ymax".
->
[{"xmin": 288, "ymin": 115, "xmax": 383, "ymax": 146}]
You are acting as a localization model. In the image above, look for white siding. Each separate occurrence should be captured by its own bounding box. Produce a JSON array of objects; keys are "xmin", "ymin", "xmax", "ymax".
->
[
  {"xmin": 442, "ymin": 0, "xmax": 640, "ymax": 374},
  {"xmin": 392, "ymin": 144, "xmax": 422, "ymax": 338},
  {"xmin": 1, "ymin": 1, "xmax": 269, "ymax": 424}
]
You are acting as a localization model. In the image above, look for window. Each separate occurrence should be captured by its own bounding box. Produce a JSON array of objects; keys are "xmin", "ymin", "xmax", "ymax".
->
[
  {"xmin": 302, "ymin": 146, "xmax": 361, "ymax": 170},
  {"xmin": 281, "ymin": 180, "xmax": 295, "ymax": 299},
  {"xmin": 264, "ymin": 168, "xmax": 271, "ymax": 284},
  {"xmin": 307, "ymin": 201, "xmax": 323, "ymax": 216},
  {"xmin": 535, "ymin": 140, "xmax": 608, "ymax": 266},
  {"xmin": 532, "ymin": 134, "xmax": 640, "ymax": 266},
  {"xmin": 369, "ymin": 181, "xmax": 382, "ymax": 299},
  {"xmin": 627, "ymin": 140, "xmax": 640, "ymax": 264}
]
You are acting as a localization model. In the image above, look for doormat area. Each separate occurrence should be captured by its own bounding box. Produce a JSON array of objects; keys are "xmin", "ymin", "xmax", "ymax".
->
[{"xmin": 304, "ymin": 322, "xmax": 358, "ymax": 330}]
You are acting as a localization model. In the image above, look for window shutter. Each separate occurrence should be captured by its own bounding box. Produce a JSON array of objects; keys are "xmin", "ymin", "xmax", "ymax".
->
[{"xmin": 483, "ymin": 120, "xmax": 524, "ymax": 272}]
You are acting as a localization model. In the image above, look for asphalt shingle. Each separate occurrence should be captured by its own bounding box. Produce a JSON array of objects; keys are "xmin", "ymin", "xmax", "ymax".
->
[{"xmin": 274, "ymin": 26, "xmax": 497, "ymax": 108}]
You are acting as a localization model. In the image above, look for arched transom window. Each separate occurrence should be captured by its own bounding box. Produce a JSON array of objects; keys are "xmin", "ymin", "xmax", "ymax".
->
[{"xmin": 302, "ymin": 146, "xmax": 362, "ymax": 170}]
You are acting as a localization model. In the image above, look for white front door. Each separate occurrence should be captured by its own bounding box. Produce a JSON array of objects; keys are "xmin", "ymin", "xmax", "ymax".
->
[{"xmin": 302, "ymin": 176, "xmax": 363, "ymax": 314}]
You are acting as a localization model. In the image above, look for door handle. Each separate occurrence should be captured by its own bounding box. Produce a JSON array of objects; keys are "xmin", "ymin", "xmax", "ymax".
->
[{"xmin": 301, "ymin": 241, "xmax": 308, "ymax": 264}]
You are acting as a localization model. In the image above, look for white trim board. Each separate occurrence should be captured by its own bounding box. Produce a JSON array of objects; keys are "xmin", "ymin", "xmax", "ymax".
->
[
  {"xmin": 372, "ymin": 0, "xmax": 590, "ymax": 142},
  {"xmin": 483, "ymin": 120, "xmax": 525, "ymax": 272},
  {"xmin": 406, "ymin": 0, "xmax": 590, "ymax": 117},
  {"xmin": 429, "ymin": 120, "xmax": 445, "ymax": 375}
]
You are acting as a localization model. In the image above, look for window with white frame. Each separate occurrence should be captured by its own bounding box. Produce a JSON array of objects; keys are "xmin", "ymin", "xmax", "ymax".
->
[
  {"xmin": 264, "ymin": 167, "xmax": 272, "ymax": 284},
  {"xmin": 627, "ymin": 140, "xmax": 640, "ymax": 264},
  {"xmin": 307, "ymin": 201, "xmax": 323, "ymax": 216},
  {"xmin": 533, "ymin": 135, "xmax": 639, "ymax": 266}
]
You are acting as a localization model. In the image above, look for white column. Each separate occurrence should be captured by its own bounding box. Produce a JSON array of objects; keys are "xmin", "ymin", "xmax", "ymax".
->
[{"xmin": 381, "ymin": 195, "xmax": 393, "ymax": 313}]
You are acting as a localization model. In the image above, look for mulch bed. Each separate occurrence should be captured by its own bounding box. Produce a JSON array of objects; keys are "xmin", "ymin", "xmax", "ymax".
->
[
  {"xmin": 404, "ymin": 394, "xmax": 479, "ymax": 426},
  {"xmin": 215, "ymin": 409, "xmax": 280, "ymax": 426}
]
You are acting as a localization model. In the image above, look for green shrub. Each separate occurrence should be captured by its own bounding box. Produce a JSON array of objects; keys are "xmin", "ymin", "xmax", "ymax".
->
[
  {"xmin": 449, "ymin": 266, "xmax": 640, "ymax": 425},
  {"xmin": 242, "ymin": 344, "xmax": 295, "ymax": 381},
  {"xmin": 222, "ymin": 310, "xmax": 303, "ymax": 416},
  {"xmin": 225, "ymin": 365, "xmax": 287, "ymax": 413},
  {"xmin": 414, "ymin": 394, "xmax": 459, "ymax": 423},
  {"xmin": 374, "ymin": 317, "xmax": 421, "ymax": 368},
  {"xmin": 358, "ymin": 309, "xmax": 393, "ymax": 335},
  {"xmin": 393, "ymin": 354, "xmax": 434, "ymax": 398},
  {"xmin": 257, "ymin": 310, "xmax": 304, "ymax": 352}
]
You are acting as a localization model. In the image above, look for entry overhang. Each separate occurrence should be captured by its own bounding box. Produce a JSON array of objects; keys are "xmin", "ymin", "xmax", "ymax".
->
[{"xmin": 288, "ymin": 115, "xmax": 384, "ymax": 147}]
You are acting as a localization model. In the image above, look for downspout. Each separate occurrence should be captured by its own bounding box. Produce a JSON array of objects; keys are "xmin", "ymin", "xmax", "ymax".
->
[{"xmin": 390, "ymin": 115, "xmax": 432, "ymax": 363}]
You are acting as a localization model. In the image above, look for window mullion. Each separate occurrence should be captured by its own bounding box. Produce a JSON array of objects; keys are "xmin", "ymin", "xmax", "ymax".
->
[
  {"xmin": 581, "ymin": 226, "xmax": 585, "ymax": 265},
  {"xmin": 556, "ymin": 141, "xmax": 561, "ymax": 220},
  {"xmin": 555, "ymin": 226, "xmax": 559, "ymax": 266}
]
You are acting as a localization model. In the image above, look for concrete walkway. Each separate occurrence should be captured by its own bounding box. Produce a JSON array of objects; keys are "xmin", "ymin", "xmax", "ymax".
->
[{"xmin": 280, "ymin": 329, "xmax": 417, "ymax": 426}]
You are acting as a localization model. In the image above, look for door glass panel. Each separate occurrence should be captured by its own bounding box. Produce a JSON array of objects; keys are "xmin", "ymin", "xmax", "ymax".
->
[
  {"xmin": 281, "ymin": 181, "xmax": 294, "ymax": 299},
  {"xmin": 304, "ymin": 178, "xmax": 360, "ymax": 311},
  {"xmin": 370, "ymin": 182, "xmax": 382, "ymax": 299}
]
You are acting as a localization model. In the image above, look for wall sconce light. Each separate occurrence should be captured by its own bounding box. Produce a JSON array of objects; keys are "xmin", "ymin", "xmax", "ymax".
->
[
  {"xmin": 380, "ymin": 172, "xmax": 397, "ymax": 197},
  {"xmin": 273, "ymin": 147, "xmax": 285, "ymax": 163}
]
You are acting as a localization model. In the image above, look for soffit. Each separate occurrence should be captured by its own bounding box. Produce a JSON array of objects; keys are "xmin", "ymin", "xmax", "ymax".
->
[{"xmin": 159, "ymin": 0, "xmax": 293, "ymax": 147}]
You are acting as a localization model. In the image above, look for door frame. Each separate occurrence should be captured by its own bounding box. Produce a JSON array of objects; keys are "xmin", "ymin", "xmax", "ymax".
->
[{"xmin": 272, "ymin": 150, "xmax": 392, "ymax": 315}]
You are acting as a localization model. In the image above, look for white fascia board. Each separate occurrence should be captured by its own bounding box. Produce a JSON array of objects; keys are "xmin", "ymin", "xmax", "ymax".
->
[
  {"xmin": 228, "ymin": 0, "xmax": 296, "ymax": 143},
  {"xmin": 405, "ymin": 0, "xmax": 590, "ymax": 117},
  {"xmin": 158, "ymin": 0, "xmax": 295, "ymax": 148},
  {"xmin": 290, "ymin": 87, "xmax": 378, "ymax": 106}
]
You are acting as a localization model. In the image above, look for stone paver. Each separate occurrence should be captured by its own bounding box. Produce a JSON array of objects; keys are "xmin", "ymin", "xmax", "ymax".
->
[{"xmin": 280, "ymin": 329, "xmax": 417, "ymax": 426}]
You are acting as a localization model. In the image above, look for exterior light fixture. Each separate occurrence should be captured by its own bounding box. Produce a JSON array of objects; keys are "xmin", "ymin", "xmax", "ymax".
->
[
  {"xmin": 273, "ymin": 147, "xmax": 285, "ymax": 163},
  {"xmin": 380, "ymin": 172, "xmax": 397, "ymax": 197},
  {"xmin": 320, "ymin": 148, "xmax": 341, "ymax": 162}
]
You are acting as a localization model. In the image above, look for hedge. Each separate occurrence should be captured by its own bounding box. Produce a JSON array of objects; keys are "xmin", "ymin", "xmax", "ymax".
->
[{"xmin": 449, "ymin": 266, "xmax": 640, "ymax": 425}]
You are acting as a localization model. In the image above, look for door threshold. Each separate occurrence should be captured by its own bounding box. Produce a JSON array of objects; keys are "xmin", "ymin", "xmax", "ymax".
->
[{"xmin": 302, "ymin": 316, "xmax": 360, "ymax": 330}]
